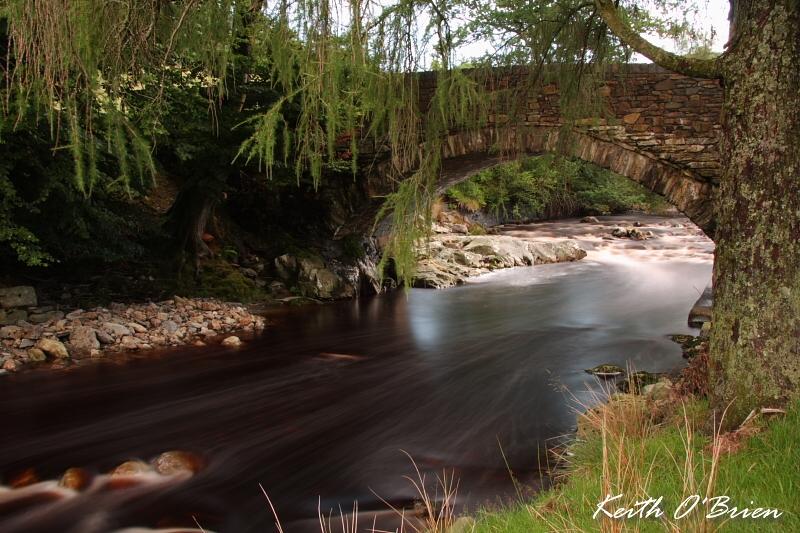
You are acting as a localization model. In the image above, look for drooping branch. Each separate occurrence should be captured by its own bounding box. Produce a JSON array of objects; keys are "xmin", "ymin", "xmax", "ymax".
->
[{"xmin": 593, "ymin": 0, "xmax": 722, "ymax": 79}]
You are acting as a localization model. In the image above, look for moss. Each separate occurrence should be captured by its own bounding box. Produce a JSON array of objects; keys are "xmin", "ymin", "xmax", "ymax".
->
[{"xmin": 176, "ymin": 258, "xmax": 266, "ymax": 303}]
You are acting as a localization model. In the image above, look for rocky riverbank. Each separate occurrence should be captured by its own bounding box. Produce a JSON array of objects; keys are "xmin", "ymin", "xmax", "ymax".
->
[
  {"xmin": 0, "ymin": 293, "xmax": 266, "ymax": 375},
  {"xmin": 413, "ymin": 208, "xmax": 587, "ymax": 288},
  {"xmin": 414, "ymin": 234, "xmax": 587, "ymax": 288}
]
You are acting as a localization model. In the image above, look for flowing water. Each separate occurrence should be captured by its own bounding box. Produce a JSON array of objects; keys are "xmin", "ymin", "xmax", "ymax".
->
[{"xmin": 0, "ymin": 214, "xmax": 713, "ymax": 532}]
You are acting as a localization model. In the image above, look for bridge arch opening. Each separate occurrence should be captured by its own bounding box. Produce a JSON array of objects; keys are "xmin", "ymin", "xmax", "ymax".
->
[{"xmin": 435, "ymin": 127, "xmax": 716, "ymax": 236}]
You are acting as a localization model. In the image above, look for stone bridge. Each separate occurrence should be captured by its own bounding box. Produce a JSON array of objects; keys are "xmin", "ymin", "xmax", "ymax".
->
[{"xmin": 367, "ymin": 64, "xmax": 723, "ymax": 235}]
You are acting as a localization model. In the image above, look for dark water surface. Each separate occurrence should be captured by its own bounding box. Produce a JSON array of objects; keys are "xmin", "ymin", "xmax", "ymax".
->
[{"xmin": 0, "ymin": 215, "xmax": 713, "ymax": 532}]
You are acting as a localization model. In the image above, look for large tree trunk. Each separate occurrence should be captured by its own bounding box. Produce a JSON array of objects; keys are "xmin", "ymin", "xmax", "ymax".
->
[{"xmin": 710, "ymin": 1, "xmax": 800, "ymax": 422}]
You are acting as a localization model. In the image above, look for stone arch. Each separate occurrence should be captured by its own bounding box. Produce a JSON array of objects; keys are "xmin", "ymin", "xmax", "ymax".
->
[{"xmin": 436, "ymin": 126, "xmax": 716, "ymax": 235}]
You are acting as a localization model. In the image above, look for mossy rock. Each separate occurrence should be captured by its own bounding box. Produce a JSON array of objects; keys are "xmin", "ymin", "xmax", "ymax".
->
[
  {"xmin": 585, "ymin": 364, "xmax": 625, "ymax": 377},
  {"xmin": 179, "ymin": 259, "xmax": 266, "ymax": 303}
]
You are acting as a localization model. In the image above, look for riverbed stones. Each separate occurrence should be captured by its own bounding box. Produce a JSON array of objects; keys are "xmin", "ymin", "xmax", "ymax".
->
[
  {"xmin": 0, "ymin": 286, "xmax": 37, "ymax": 309},
  {"xmin": 36, "ymin": 338, "xmax": 69, "ymax": 359},
  {"xmin": 580, "ymin": 216, "xmax": 600, "ymax": 223},
  {"xmin": 0, "ymin": 297, "xmax": 266, "ymax": 374}
]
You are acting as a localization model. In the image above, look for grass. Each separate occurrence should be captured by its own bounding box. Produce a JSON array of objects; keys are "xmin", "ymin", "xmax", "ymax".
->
[{"xmin": 473, "ymin": 393, "xmax": 800, "ymax": 533}]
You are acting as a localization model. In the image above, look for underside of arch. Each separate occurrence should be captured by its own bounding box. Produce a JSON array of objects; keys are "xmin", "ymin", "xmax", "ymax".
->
[{"xmin": 437, "ymin": 127, "xmax": 716, "ymax": 236}]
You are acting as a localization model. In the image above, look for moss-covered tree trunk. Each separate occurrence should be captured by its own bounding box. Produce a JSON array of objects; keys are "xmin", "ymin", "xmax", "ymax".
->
[{"xmin": 710, "ymin": 1, "xmax": 800, "ymax": 421}]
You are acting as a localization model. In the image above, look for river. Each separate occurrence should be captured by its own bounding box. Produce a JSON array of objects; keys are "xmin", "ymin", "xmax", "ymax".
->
[{"xmin": 0, "ymin": 214, "xmax": 713, "ymax": 532}]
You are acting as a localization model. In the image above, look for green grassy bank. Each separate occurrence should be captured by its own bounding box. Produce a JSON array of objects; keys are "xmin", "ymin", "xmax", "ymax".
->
[{"xmin": 472, "ymin": 394, "xmax": 799, "ymax": 532}]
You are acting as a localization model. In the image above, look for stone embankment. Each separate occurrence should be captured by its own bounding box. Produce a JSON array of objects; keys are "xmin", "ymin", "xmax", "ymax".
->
[{"xmin": 0, "ymin": 289, "xmax": 265, "ymax": 375}]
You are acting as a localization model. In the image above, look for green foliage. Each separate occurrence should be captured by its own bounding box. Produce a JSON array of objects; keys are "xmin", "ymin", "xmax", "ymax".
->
[{"xmin": 445, "ymin": 154, "xmax": 669, "ymax": 222}]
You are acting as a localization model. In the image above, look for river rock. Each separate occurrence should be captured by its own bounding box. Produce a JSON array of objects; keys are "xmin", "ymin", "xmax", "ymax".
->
[
  {"xmin": 580, "ymin": 216, "xmax": 600, "ymax": 223},
  {"xmin": 95, "ymin": 330, "xmax": 114, "ymax": 344},
  {"xmin": 127, "ymin": 322, "xmax": 147, "ymax": 334},
  {"xmin": 643, "ymin": 380, "xmax": 673, "ymax": 401},
  {"xmin": 585, "ymin": 364, "xmax": 625, "ymax": 377},
  {"xmin": 221, "ymin": 335, "xmax": 241, "ymax": 347},
  {"xmin": 27, "ymin": 348, "xmax": 47, "ymax": 362},
  {"xmin": 0, "ymin": 309, "xmax": 27, "ymax": 325},
  {"xmin": 59, "ymin": 467, "xmax": 91, "ymax": 490},
  {"xmin": 103, "ymin": 322, "xmax": 132, "ymax": 337},
  {"xmin": 612, "ymin": 227, "xmax": 653, "ymax": 240},
  {"xmin": 111, "ymin": 460, "xmax": 153, "ymax": 477},
  {"xmin": 3, "ymin": 359, "xmax": 18, "ymax": 372},
  {"xmin": 618, "ymin": 371, "xmax": 662, "ymax": 393},
  {"xmin": 0, "ymin": 286, "xmax": 37, "ymax": 308},
  {"xmin": 29, "ymin": 310, "xmax": 64, "ymax": 324},
  {"xmin": 69, "ymin": 326, "xmax": 100, "ymax": 356},
  {"xmin": 36, "ymin": 338, "xmax": 69, "ymax": 359},
  {"xmin": 8, "ymin": 468, "xmax": 38, "ymax": 488},
  {"xmin": 0, "ymin": 325, "xmax": 23, "ymax": 339},
  {"xmin": 153, "ymin": 451, "xmax": 202, "ymax": 476}
]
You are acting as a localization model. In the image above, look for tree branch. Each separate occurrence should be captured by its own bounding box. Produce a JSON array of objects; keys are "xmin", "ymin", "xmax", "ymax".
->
[{"xmin": 593, "ymin": 0, "xmax": 722, "ymax": 79}]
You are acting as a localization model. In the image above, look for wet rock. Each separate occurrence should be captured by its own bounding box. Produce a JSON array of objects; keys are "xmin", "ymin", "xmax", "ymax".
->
[
  {"xmin": 8, "ymin": 468, "xmax": 38, "ymax": 488},
  {"xmin": 36, "ymin": 338, "xmax": 70, "ymax": 359},
  {"xmin": 69, "ymin": 326, "xmax": 100, "ymax": 356},
  {"xmin": 611, "ymin": 227, "xmax": 653, "ymax": 240},
  {"xmin": 585, "ymin": 364, "xmax": 625, "ymax": 377},
  {"xmin": 27, "ymin": 348, "xmax": 47, "ymax": 362},
  {"xmin": 59, "ymin": 467, "xmax": 91, "ymax": 490},
  {"xmin": 153, "ymin": 451, "xmax": 202, "ymax": 476},
  {"xmin": 111, "ymin": 460, "xmax": 153, "ymax": 477},
  {"xmin": 688, "ymin": 284, "xmax": 713, "ymax": 327},
  {"xmin": 0, "ymin": 286, "xmax": 37, "ymax": 309},
  {"xmin": 221, "ymin": 335, "xmax": 241, "ymax": 347},
  {"xmin": 3, "ymin": 359, "xmax": 18, "ymax": 372},
  {"xmin": 580, "ymin": 216, "xmax": 600, "ymax": 223}
]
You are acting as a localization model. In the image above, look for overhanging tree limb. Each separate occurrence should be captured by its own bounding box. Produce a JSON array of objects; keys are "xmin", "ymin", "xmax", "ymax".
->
[{"xmin": 593, "ymin": 0, "xmax": 722, "ymax": 79}]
